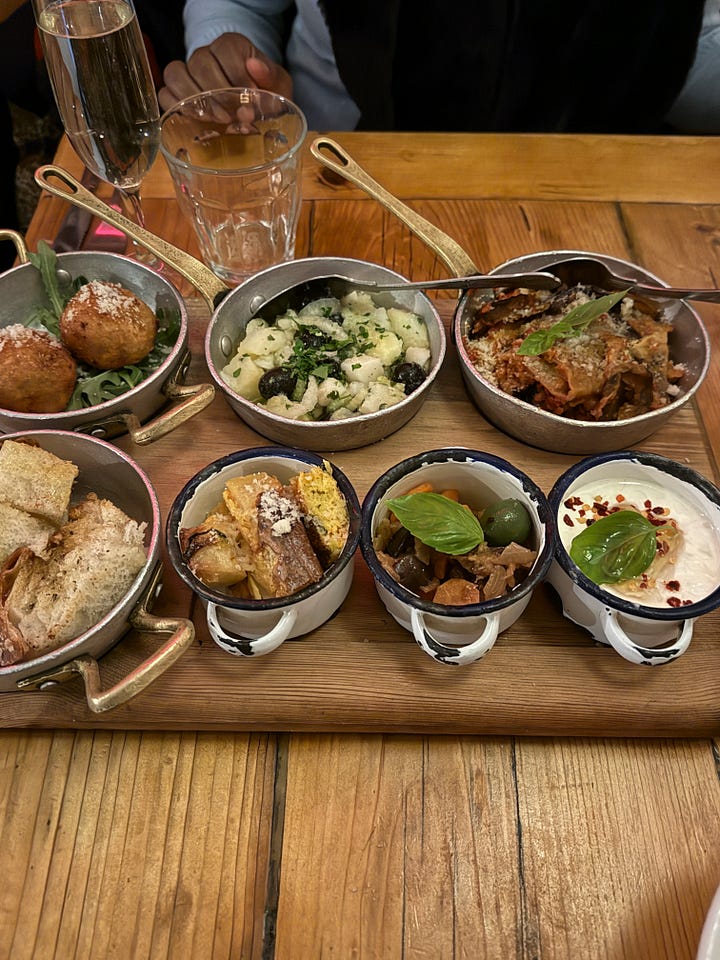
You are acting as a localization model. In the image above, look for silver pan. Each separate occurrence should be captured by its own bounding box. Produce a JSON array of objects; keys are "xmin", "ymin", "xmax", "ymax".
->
[
  {"xmin": 0, "ymin": 229, "xmax": 214, "ymax": 445},
  {"xmin": 0, "ymin": 430, "xmax": 194, "ymax": 712}
]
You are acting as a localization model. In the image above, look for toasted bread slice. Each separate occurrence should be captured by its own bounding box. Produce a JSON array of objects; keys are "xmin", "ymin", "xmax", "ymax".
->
[
  {"xmin": 0, "ymin": 493, "xmax": 147, "ymax": 664},
  {"xmin": 0, "ymin": 439, "xmax": 78, "ymax": 524},
  {"xmin": 0, "ymin": 501, "xmax": 56, "ymax": 565},
  {"xmin": 253, "ymin": 491, "xmax": 323, "ymax": 597},
  {"xmin": 218, "ymin": 472, "xmax": 323, "ymax": 597}
]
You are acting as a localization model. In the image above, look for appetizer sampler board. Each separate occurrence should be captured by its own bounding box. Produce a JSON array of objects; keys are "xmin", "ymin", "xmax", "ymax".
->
[{"xmin": 1, "ymin": 298, "xmax": 719, "ymax": 737}]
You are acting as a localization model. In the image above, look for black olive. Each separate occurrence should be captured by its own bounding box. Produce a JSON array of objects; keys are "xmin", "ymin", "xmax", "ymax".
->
[
  {"xmin": 258, "ymin": 366, "xmax": 298, "ymax": 399},
  {"xmin": 393, "ymin": 554, "xmax": 432, "ymax": 592},
  {"xmin": 392, "ymin": 362, "xmax": 427, "ymax": 394},
  {"xmin": 298, "ymin": 328, "xmax": 330, "ymax": 349},
  {"xmin": 386, "ymin": 526, "xmax": 414, "ymax": 558},
  {"xmin": 329, "ymin": 312, "xmax": 344, "ymax": 325},
  {"xmin": 322, "ymin": 359, "xmax": 342, "ymax": 380}
]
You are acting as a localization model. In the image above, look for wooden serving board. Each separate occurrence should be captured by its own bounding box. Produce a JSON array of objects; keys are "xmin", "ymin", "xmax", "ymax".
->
[
  {"xmin": 11, "ymin": 142, "xmax": 720, "ymax": 737},
  {"xmin": 1, "ymin": 292, "xmax": 718, "ymax": 738}
]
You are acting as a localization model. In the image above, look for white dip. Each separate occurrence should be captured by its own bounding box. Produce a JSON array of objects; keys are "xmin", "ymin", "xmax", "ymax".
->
[{"xmin": 557, "ymin": 478, "xmax": 720, "ymax": 608}]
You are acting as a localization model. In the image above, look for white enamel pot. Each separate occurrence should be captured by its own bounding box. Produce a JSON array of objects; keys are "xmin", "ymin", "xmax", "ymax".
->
[
  {"xmin": 360, "ymin": 448, "xmax": 555, "ymax": 666},
  {"xmin": 548, "ymin": 451, "xmax": 720, "ymax": 666},
  {"xmin": 167, "ymin": 446, "xmax": 361, "ymax": 656}
]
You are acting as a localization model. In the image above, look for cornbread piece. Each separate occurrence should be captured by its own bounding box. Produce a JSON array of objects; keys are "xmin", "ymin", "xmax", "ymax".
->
[
  {"xmin": 0, "ymin": 501, "xmax": 56, "ymax": 565},
  {"xmin": 60, "ymin": 280, "xmax": 157, "ymax": 370},
  {"xmin": 289, "ymin": 465, "xmax": 349, "ymax": 565},
  {"xmin": 0, "ymin": 493, "xmax": 147, "ymax": 665},
  {"xmin": 0, "ymin": 439, "xmax": 78, "ymax": 524},
  {"xmin": 222, "ymin": 472, "xmax": 284, "ymax": 554},
  {"xmin": 0, "ymin": 325, "xmax": 77, "ymax": 412}
]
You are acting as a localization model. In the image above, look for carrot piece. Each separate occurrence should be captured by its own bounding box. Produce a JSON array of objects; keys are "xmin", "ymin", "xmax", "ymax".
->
[
  {"xmin": 406, "ymin": 482, "xmax": 434, "ymax": 495},
  {"xmin": 440, "ymin": 489, "xmax": 460, "ymax": 501},
  {"xmin": 433, "ymin": 579, "xmax": 481, "ymax": 606}
]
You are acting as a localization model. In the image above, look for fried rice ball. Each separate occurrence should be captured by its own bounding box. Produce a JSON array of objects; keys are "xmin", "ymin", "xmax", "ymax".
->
[
  {"xmin": 60, "ymin": 280, "xmax": 157, "ymax": 370},
  {"xmin": 0, "ymin": 325, "xmax": 77, "ymax": 413}
]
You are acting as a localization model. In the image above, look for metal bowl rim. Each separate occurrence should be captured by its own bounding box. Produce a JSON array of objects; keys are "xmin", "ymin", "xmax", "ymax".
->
[
  {"xmin": 453, "ymin": 248, "xmax": 711, "ymax": 430},
  {"xmin": 204, "ymin": 256, "xmax": 447, "ymax": 434}
]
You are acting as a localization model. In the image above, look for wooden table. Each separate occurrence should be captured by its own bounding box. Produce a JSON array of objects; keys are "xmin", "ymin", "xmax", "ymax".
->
[{"xmin": 2, "ymin": 132, "xmax": 720, "ymax": 958}]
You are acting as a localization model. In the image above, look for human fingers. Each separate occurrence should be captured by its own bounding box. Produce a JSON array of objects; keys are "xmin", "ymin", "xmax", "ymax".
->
[
  {"xmin": 246, "ymin": 56, "xmax": 294, "ymax": 100},
  {"xmin": 160, "ymin": 46, "xmax": 243, "ymax": 122},
  {"xmin": 158, "ymin": 60, "xmax": 202, "ymax": 111}
]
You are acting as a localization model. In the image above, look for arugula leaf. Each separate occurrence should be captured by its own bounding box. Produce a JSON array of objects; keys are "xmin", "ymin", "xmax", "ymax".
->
[
  {"xmin": 385, "ymin": 492, "xmax": 484, "ymax": 555},
  {"xmin": 517, "ymin": 288, "xmax": 630, "ymax": 356},
  {"xmin": 26, "ymin": 239, "xmax": 73, "ymax": 321},
  {"xmin": 569, "ymin": 510, "xmax": 659, "ymax": 585},
  {"xmin": 67, "ymin": 366, "xmax": 145, "ymax": 409}
]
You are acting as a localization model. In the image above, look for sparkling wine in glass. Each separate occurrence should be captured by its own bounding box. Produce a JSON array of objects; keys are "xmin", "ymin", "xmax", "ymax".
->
[{"xmin": 32, "ymin": 0, "xmax": 160, "ymax": 238}]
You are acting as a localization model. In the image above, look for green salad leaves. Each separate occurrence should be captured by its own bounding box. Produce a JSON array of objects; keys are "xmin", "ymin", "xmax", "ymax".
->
[
  {"xmin": 569, "ymin": 510, "xmax": 660, "ymax": 584},
  {"xmin": 21, "ymin": 240, "xmax": 180, "ymax": 410}
]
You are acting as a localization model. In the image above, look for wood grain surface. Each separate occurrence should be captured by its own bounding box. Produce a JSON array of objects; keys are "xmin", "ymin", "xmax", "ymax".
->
[{"xmin": 3, "ymin": 133, "xmax": 720, "ymax": 960}]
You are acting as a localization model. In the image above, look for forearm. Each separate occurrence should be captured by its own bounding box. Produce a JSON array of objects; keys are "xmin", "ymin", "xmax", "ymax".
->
[{"xmin": 183, "ymin": 0, "xmax": 293, "ymax": 60}]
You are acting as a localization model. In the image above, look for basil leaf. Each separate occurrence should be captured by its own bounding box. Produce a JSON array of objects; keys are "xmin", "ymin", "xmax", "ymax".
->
[
  {"xmin": 384, "ymin": 492, "xmax": 484, "ymax": 555},
  {"xmin": 517, "ymin": 288, "xmax": 630, "ymax": 356},
  {"xmin": 569, "ymin": 510, "xmax": 659, "ymax": 584}
]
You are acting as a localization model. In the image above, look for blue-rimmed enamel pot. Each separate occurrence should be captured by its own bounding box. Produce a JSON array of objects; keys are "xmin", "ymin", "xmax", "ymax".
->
[
  {"xmin": 167, "ymin": 446, "xmax": 361, "ymax": 656},
  {"xmin": 360, "ymin": 448, "xmax": 554, "ymax": 666},
  {"xmin": 548, "ymin": 451, "xmax": 720, "ymax": 666}
]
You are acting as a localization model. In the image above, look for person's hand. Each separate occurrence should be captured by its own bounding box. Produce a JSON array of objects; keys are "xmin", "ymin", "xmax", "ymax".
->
[{"xmin": 159, "ymin": 33, "xmax": 293, "ymax": 112}]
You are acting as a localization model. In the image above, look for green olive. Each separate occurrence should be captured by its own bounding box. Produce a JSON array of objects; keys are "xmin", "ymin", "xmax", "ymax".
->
[{"xmin": 481, "ymin": 497, "xmax": 532, "ymax": 547}]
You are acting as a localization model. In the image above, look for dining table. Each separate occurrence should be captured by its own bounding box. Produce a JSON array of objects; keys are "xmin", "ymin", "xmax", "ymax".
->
[{"xmin": 1, "ymin": 129, "xmax": 720, "ymax": 960}]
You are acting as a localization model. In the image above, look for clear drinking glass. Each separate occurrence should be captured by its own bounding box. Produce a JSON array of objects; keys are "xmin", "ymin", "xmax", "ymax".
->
[
  {"xmin": 31, "ymin": 0, "xmax": 160, "ymax": 236},
  {"xmin": 159, "ymin": 87, "xmax": 307, "ymax": 285}
]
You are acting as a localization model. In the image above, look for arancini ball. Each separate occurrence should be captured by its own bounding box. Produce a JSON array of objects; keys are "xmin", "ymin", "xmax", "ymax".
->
[
  {"xmin": 0, "ymin": 325, "xmax": 77, "ymax": 413},
  {"xmin": 60, "ymin": 280, "xmax": 157, "ymax": 370}
]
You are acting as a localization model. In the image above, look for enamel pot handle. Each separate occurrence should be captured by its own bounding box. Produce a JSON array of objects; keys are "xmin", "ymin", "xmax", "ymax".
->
[
  {"xmin": 410, "ymin": 607, "xmax": 500, "ymax": 666},
  {"xmin": 599, "ymin": 607, "xmax": 694, "ymax": 666},
  {"xmin": 206, "ymin": 602, "xmax": 297, "ymax": 657}
]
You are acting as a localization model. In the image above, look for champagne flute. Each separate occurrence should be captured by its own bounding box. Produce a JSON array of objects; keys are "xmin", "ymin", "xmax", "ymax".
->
[{"xmin": 31, "ymin": 0, "xmax": 160, "ymax": 253}]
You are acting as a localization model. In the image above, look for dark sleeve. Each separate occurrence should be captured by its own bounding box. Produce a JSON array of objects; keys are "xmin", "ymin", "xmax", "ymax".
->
[{"xmin": 322, "ymin": 0, "xmax": 706, "ymax": 133}]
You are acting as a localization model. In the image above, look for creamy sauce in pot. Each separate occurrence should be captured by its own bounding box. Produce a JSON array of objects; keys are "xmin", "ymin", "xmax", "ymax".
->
[{"xmin": 557, "ymin": 479, "xmax": 720, "ymax": 607}]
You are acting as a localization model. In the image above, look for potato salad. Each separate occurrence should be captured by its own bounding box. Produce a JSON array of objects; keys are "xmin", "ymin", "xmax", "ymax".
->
[{"xmin": 220, "ymin": 290, "xmax": 431, "ymax": 421}]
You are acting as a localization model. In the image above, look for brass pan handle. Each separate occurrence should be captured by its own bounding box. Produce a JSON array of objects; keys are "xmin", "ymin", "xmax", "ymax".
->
[
  {"xmin": 124, "ymin": 378, "xmax": 216, "ymax": 445},
  {"xmin": 17, "ymin": 564, "xmax": 195, "ymax": 713},
  {"xmin": 311, "ymin": 137, "xmax": 479, "ymax": 278},
  {"xmin": 0, "ymin": 229, "xmax": 29, "ymax": 265},
  {"xmin": 81, "ymin": 353, "xmax": 216, "ymax": 444},
  {"xmin": 34, "ymin": 165, "xmax": 230, "ymax": 309}
]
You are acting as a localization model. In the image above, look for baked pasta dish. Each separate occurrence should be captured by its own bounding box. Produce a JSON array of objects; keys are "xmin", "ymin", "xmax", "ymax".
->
[{"xmin": 463, "ymin": 284, "xmax": 685, "ymax": 421}]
